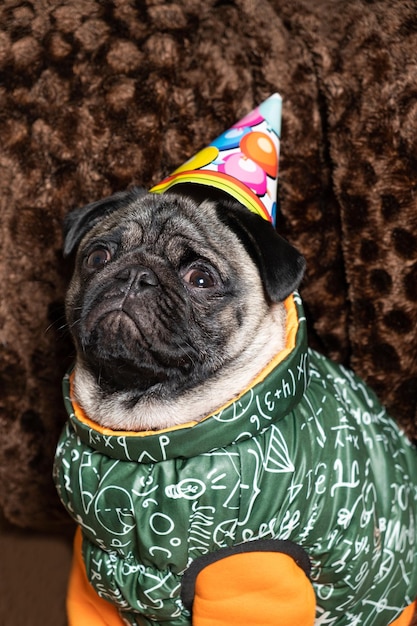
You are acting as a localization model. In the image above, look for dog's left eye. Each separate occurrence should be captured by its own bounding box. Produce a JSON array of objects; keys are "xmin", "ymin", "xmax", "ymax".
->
[
  {"xmin": 183, "ymin": 268, "xmax": 217, "ymax": 289},
  {"xmin": 85, "ymin": 248, "xmax": 111, "ymax": 269}
]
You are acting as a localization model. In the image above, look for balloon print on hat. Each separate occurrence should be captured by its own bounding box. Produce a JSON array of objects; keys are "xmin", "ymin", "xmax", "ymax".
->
[
  {"xmin": 212, "ymin": 126, "xmax": 251, "ymax": 151},
  {"xmin": 232, "ymin": 109, "xmax": 264, "ymax": 129},
  {"xmin": 240, "ymin": 132, "xmax": 278, "ymax": 178},
  {"xmin": 172, "ymin": 146, "xmax": 219, "ymax": 174},
  {"xmin": 219, "ymin": 153, "xmax": 267, "ymax": 196}
]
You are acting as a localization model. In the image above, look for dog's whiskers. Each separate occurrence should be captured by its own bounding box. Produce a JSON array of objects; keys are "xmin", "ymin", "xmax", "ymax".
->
[
  {"xmin": 175, "ymin": 339, "xmax": 198, "ymax": 369},
  {"xmin": 44, "ymin": 315, "xmax": 73, "ymax": 338}
]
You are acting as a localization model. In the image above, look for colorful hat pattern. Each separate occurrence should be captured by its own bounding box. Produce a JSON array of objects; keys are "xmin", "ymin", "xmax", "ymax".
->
[{"xmin": 150, "ymin": 93, "xmax": 282, "ymax": 227}]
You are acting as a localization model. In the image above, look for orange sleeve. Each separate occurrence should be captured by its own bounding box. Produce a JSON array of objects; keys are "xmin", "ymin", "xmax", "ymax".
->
[
  {"xmin": 389, "ymin": 601, "xmax": 417, "ymax": 626},
  {"xmin": 67, "ymin": 528, "xmax": 123, "ymax": 626},
  {"xmin": 182, "ymin": 542, "xmax": 315, "ymax": 626},
  {"xmin": 66, "ymin": 530, "xmax": 416, "ymax": 626}
]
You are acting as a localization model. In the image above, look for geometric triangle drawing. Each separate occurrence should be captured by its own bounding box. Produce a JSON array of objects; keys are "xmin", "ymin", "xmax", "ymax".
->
[{"xmin": 264, "ymin": 425, "xmax": 295, "ymax": 473}]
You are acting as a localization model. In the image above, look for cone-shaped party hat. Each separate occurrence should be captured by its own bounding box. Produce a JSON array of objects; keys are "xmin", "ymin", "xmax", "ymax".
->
[{"xmin": 150, "ymin": 93, "xmax": 282, "ymax": 226}]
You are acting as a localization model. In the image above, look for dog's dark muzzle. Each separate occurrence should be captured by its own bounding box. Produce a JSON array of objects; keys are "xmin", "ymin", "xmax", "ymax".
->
[{"xmin": 74, "ymin": 264, "xmax": 199, "ymax": 393}]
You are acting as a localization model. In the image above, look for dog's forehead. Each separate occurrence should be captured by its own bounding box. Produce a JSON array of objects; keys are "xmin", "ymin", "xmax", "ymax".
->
[
  {"xmin": 97, "ymin": 193, "xmax": 234, "ymax": 253},
  {"xmin": 130, "ymin": 195, "xmax": 214, "ymax": 237}
]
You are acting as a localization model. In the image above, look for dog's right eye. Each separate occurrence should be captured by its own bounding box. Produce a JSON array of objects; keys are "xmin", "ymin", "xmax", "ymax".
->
[
  {"xmin": 183, "ymin": 268, "xmax": 216, "ymax": 288},
  {"xmin": 85, "ymin": 248, "xmax": 111, "ymax": 269}
]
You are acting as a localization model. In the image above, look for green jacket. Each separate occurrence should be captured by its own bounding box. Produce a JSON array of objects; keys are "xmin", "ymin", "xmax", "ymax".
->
[{"xmin": 54, "ymin": 293, "xmax": 417, "ymax": 626}]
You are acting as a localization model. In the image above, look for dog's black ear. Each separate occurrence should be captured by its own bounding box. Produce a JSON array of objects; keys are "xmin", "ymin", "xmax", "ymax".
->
[
  {"xmin": 63, "ymin": 187, "xmax": 146, "ymax": 257},
  {"xmin": 216, "ymin": 200, "xmax": 306, "ymax": 302}
]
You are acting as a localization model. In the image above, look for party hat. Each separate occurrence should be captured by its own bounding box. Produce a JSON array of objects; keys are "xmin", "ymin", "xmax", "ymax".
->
[{"xmin": 150, "ymin": 93, "xmax": 282, "ymax": 226}]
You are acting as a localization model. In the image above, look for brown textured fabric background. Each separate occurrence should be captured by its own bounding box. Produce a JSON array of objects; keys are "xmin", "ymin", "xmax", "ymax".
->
[{"xmin": 0, "ymin": 0, "xmax": 416, "ymax": 536}]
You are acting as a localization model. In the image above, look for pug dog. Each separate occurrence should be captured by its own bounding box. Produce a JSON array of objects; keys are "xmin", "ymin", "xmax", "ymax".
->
[
  {"xmin": 63, "ymin": 186, "xmax": 306, "ymax": 432},
  {"xmin": 59, "ymin": 186, "xmax": 417, "ymax": 626}
]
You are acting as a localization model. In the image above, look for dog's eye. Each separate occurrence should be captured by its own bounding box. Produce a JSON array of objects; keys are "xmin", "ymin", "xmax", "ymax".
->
[
  {"xmin": 85, "ymin": 248, "xmax": 111, "ymax": 269},
  {"xmin": 183, "ymin": 268, "xmax": 216, "ymax": 289}
]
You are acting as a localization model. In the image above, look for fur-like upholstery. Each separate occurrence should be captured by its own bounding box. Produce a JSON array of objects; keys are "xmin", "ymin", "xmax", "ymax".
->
[{"xmin": 0, "ymin": 0, "xmax": 416, "ymax": 530}]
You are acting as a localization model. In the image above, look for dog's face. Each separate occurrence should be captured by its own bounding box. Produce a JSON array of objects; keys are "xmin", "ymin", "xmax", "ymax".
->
[{"xmin": 64, "ymin": 188, "xmax": 305, "ymax": 430}]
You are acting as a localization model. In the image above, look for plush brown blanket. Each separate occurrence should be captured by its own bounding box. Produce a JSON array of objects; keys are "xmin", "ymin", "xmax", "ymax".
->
[{"xmin": 1, "ymin": 0, "xmax": 416, "ymax": 530}]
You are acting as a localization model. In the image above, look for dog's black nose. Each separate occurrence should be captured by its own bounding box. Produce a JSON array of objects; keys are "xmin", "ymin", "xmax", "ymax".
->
[{"xmin": 116, "ymin": 265, "xmax": 159, "ymax": 293}]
